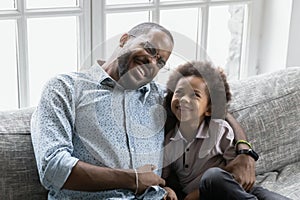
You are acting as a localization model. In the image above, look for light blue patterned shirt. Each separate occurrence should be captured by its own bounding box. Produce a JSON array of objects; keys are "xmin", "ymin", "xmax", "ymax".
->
[{"xmin": 31, "ymin": 63, "xmax": 167, "ymax": 199}]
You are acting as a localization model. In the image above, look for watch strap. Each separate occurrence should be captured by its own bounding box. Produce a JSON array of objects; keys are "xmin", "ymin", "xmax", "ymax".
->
[{"xmin": 237, "ymin": 149, "xmax": 259, "ymax": 161}]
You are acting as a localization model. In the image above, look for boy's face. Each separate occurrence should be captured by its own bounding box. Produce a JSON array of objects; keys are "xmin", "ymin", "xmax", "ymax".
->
[{"xmin": 171, "ymin": 76, "xmax": 211, "ymax": 124}]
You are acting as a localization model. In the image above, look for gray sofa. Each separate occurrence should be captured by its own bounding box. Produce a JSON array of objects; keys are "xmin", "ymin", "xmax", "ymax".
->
[{"xmin": 1, "ymin": 67, "xmax": 300, "ymax": 199}]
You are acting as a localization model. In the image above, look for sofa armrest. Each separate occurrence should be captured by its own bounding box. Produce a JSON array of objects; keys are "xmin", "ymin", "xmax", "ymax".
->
[{"xmin": 0, "ymin": 107, "xmax": 48, "ymax": 199}]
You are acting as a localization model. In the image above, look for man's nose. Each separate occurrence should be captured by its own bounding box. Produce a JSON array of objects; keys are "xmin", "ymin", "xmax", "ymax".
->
[{"xmin": 149, "ymin": 55, "xmax": 159, "ymax": 65}]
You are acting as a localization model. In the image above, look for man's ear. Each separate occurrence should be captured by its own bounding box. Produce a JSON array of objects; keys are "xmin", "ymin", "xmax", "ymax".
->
[{"xmin": 119, "ymin": 33, "xmax": 129, "ymax": 47}]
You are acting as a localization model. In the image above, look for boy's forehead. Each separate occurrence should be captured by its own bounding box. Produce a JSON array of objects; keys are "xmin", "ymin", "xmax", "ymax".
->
[{"xmin": 177, "ymin": 76, "xmax": 206, "ymax": 89}]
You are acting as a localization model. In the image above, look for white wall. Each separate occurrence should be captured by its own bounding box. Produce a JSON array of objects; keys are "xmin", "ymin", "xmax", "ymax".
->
[
  {"xmin": 257, "ymin": 0, "xmax": 293, "ymax": 74},
  {"xmin": 287, "ymin": 0, "xmax": 300, "ymax": 68}
]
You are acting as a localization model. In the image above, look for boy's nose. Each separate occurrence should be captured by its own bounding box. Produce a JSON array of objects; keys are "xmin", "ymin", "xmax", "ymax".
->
[{"xmin": 180, "ymin": 95, "xmax": 189, "ymax": 103}]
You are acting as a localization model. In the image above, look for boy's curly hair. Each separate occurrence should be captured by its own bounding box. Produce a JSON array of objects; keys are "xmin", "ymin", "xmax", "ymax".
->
[{"xmin": 164, "ymin": 61, "xmax": 231, "ymax": 134}]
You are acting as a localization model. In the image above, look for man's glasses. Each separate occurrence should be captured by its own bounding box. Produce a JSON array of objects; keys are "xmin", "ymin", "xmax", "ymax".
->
[
  {"xmin": 143, "ymin": 41, "xmax": 166, "ymax": 69},
  {"xmin": 129, "ymin": 34, "xmax": 166, "ymax": 69}
]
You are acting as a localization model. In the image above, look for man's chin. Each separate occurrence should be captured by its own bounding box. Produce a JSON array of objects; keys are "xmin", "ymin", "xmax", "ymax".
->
[{"xmin": 119, "ymin": 77, "xmax": 148, "ymax": 90}]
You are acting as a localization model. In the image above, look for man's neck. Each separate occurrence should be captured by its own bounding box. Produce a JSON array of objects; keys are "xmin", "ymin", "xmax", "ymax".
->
[{"xmin": 100, "ymin": 60, "xmax": 120, "ymax": 81}]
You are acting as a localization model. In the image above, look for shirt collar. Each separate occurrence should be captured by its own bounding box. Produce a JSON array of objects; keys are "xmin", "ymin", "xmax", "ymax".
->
[
  {"xmin": 170, "ymin": 120, "xmax": 210, "ymax": 142},
  {"xmin": 195, "ymin": 120, "xmax": 210, "ymax": 139},
  {"xmin": 86, "ymin": 61, "xmax": 113, "ymax": 85},
  {"xmin": 170, "ymin": 126, "xmax": 187, "ymax": 142},
  {"xmin": 138, "ymin": 84, "xmax": 151, "ymax": 103}
]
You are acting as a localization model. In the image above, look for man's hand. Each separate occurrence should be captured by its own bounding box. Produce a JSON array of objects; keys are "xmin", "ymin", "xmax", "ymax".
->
[
  {"xmin": 135, "ymin": 164, "xmax": 166, "ymax": 195},
  {"xmin": 163, "ymin": 187, "xmax": 178, "ymax": 200},
  {"xmin": 184, "ymin": 189, "xmax": 199, "ymax": 200},
  {"xmin": 225, "ymin": 154, "xmax": 256, "ymax": 191}
]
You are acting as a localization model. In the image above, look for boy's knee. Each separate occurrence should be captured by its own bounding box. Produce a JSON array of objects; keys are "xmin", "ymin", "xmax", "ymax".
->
[
  {"xmin": 200, "ymin": 167, "xmax": 227, "ymax": 190},
  {"xmin": 202, "ymin": 167, "xmax": 224, "ymax": 181}
]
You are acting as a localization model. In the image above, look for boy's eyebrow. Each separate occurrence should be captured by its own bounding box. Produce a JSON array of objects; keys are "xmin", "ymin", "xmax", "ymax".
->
[
  {"xmin": 174, "ymin": 87, "xmax": 184, "ymax": 91},
  {"xmin": 193, "ymin": 89, "xmax": 203, "ymax": 93}
]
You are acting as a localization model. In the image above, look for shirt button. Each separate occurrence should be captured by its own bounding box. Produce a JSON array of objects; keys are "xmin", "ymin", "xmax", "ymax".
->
[
  {"xmin": 131, "ymin": 148, "xmax": 135, "ymax": 152},
  {"xmin": 185, "ymin": 164, "xmax": 189, "ymax": 168},
  {"xmin": 186, "ymin": 148, "xmax": 189, "ymax": 152}
]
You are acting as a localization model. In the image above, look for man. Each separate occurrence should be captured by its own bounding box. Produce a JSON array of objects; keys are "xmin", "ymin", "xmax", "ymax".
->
[{"xmin": 31, "ymin": 22, "xmax": 255, "ymax": 199}]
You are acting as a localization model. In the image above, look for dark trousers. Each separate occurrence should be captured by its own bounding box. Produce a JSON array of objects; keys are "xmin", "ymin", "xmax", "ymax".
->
[{"xmin": 199, "ymin": 167, "xmax": 291, "ymax": 200}]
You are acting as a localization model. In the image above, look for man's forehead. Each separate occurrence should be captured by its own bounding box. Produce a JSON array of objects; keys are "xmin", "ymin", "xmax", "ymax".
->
[{"xmin": 139, "ymin": 29, "xmax": 172, "ymax": 46}]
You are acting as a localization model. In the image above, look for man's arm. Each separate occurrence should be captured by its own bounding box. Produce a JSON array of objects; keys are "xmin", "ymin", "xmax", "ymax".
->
[
  {"xmin": 63, "ymin": 161, "xmax": 165, "ymax": 194},
  {"xmin": 31, "ymin": 77, "xmax": 165, "ymax": 195},
  {"xmin": 225, "ymin": 113, "xmax": 251, "ymax": 149},
  {"xmin": 225, "ymin": 113, "xmax": 256, "ymax": 191}
]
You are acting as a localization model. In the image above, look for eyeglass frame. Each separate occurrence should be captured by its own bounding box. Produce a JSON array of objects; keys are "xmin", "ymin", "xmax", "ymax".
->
[{"xmin": 128, "ymin": 34, "xmax": 167, "ymax": 69}]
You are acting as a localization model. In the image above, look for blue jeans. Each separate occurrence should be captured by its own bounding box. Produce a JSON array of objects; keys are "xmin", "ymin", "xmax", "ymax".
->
[{"xmin": 199, "ymin": 167, "xmax": 291, "ymax": 200}]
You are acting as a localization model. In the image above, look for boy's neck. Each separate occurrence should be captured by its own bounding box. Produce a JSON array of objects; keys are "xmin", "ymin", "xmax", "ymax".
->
[{"xmin": 178, "ymin": 120, "xmax": 201, "ymax": 142}]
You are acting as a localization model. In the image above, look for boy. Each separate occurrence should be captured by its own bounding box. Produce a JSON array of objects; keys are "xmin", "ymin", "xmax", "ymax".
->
[{"xmin": 162, "ymin": 61, "xmax": 290, "ymax": 200}]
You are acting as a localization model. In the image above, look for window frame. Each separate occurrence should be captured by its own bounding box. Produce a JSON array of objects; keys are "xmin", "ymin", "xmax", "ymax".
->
[
  {"xmin": 91, "ymin": 0, "xmax": 261, "ymax": 80},
  {"xmin": 0, "ymin": 0, "xmax": 91, "ymax": 109}
]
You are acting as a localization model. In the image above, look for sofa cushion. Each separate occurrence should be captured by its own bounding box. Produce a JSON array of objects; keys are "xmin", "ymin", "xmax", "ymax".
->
[
  {"xmin": 0, "ymin": 107, "xmax": 48, "ymax": 199},
  {"xmin": 256, "ymin": 161, "xmax": 300, "ymax": 199},
  {"xmin": 228, "ymin": 67, "xmax": 300, "ymax": 175}
]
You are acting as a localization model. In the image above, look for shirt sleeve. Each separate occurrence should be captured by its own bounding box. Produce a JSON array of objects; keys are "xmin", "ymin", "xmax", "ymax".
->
[
  {"xmin": 217, "ymin": 120, "xmax": 237, "ymax": 163},
  {"xmin": 162, "ymin": 130, "xmax": 173, "ymax": 179},
  {"xmin": 31, "ymin": 75, "xmax": 79, "ymax": 192}
]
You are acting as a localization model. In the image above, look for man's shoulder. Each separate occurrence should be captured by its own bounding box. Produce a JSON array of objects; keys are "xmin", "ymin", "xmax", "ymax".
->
[
  {"xmin": 45, "ymin": 71, "xmax": 80, "ymax": 87},
  {"xmin": 48, "ymin": 65, "xmax": 102, "ymax": 86}
]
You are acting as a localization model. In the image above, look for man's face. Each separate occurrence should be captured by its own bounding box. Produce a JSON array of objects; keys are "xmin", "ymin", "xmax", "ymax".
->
[{"xmin": 117, "ymin": 29, "xmax": 173, "ymax": 89}]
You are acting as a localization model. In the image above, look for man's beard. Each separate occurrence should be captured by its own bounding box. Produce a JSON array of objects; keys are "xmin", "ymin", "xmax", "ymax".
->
[
  {"xmin": 117, "ymin": 51, "xmax": 154, "ymax": 89},
  {"xmin": 117, "ymin": 51, "xmax": 131, "ymax": 77},
  {"xmin": 117, "ymin": 51, "xmax": 139, "ymax": 89}
]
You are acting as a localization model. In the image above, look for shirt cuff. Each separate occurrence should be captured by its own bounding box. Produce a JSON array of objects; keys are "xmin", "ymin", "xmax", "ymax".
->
[{"xmin": 43, "ymin": 151, "xmax": 79, "ymax": 192}]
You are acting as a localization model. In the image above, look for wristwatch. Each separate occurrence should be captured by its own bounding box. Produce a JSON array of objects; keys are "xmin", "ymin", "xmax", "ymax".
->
[{"xmin": 237, "ymin": 149, "xmax": 259, "ymax": 161}]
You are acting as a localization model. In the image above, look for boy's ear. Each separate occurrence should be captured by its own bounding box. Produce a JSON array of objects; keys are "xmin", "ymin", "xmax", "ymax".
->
[{"xmin": 205, "ymin": 105, "xmax": 211, "ymax": 116}]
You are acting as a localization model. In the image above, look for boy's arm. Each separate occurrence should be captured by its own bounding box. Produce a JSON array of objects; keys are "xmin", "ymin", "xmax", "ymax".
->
[{"xmin": 225, "ymin": 113, "xmax": 256, "ymax": 191}]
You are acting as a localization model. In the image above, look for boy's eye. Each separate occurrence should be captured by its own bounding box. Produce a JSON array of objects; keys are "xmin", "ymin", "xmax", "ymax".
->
[{"xmin": 193, "ymin": 93, "xmax": 201, "ymax": 98}]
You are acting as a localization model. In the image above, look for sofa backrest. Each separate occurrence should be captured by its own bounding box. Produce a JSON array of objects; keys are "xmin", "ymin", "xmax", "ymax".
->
[
  {"xmin": 228, "ymin": 66, "xmax": 300, "ymax": 174},
  {"xmin": 1, "ymin": 67, "xmax": 299, "ymax": 197},
  {"xmin": 0, "ymin": 107, "xmax": 48, "ymax": 199}
]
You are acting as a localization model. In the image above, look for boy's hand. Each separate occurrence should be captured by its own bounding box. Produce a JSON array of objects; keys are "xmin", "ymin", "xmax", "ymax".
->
[{"xmin": 163, "ymin": 187, "xmax": 178, "ymax": 200}]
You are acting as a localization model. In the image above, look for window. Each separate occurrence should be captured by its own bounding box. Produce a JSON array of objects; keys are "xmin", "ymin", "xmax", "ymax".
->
[
  {"xmin": 0, "ymin": 0, "xmax": 257, "ymax": 110},
  {"xmin": 0, "ymin": 20, "xmax": 18, "ymax": 110},
  {"xmin": 92, "ymin": 0, "xmax": 254, "ymax": 84},
  {"xmin": 0, "ymin": 0, "xmax": 90, "ymax": 110}
]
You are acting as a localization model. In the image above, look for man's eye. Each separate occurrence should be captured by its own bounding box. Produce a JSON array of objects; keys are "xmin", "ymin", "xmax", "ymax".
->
[
  {"xmin": 144, "ymin": 42, "xmax": 157, "ymax": 56},
  {"xmin": 158, "ymin": 59, "xmax": 166, "ymax": 68}
]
